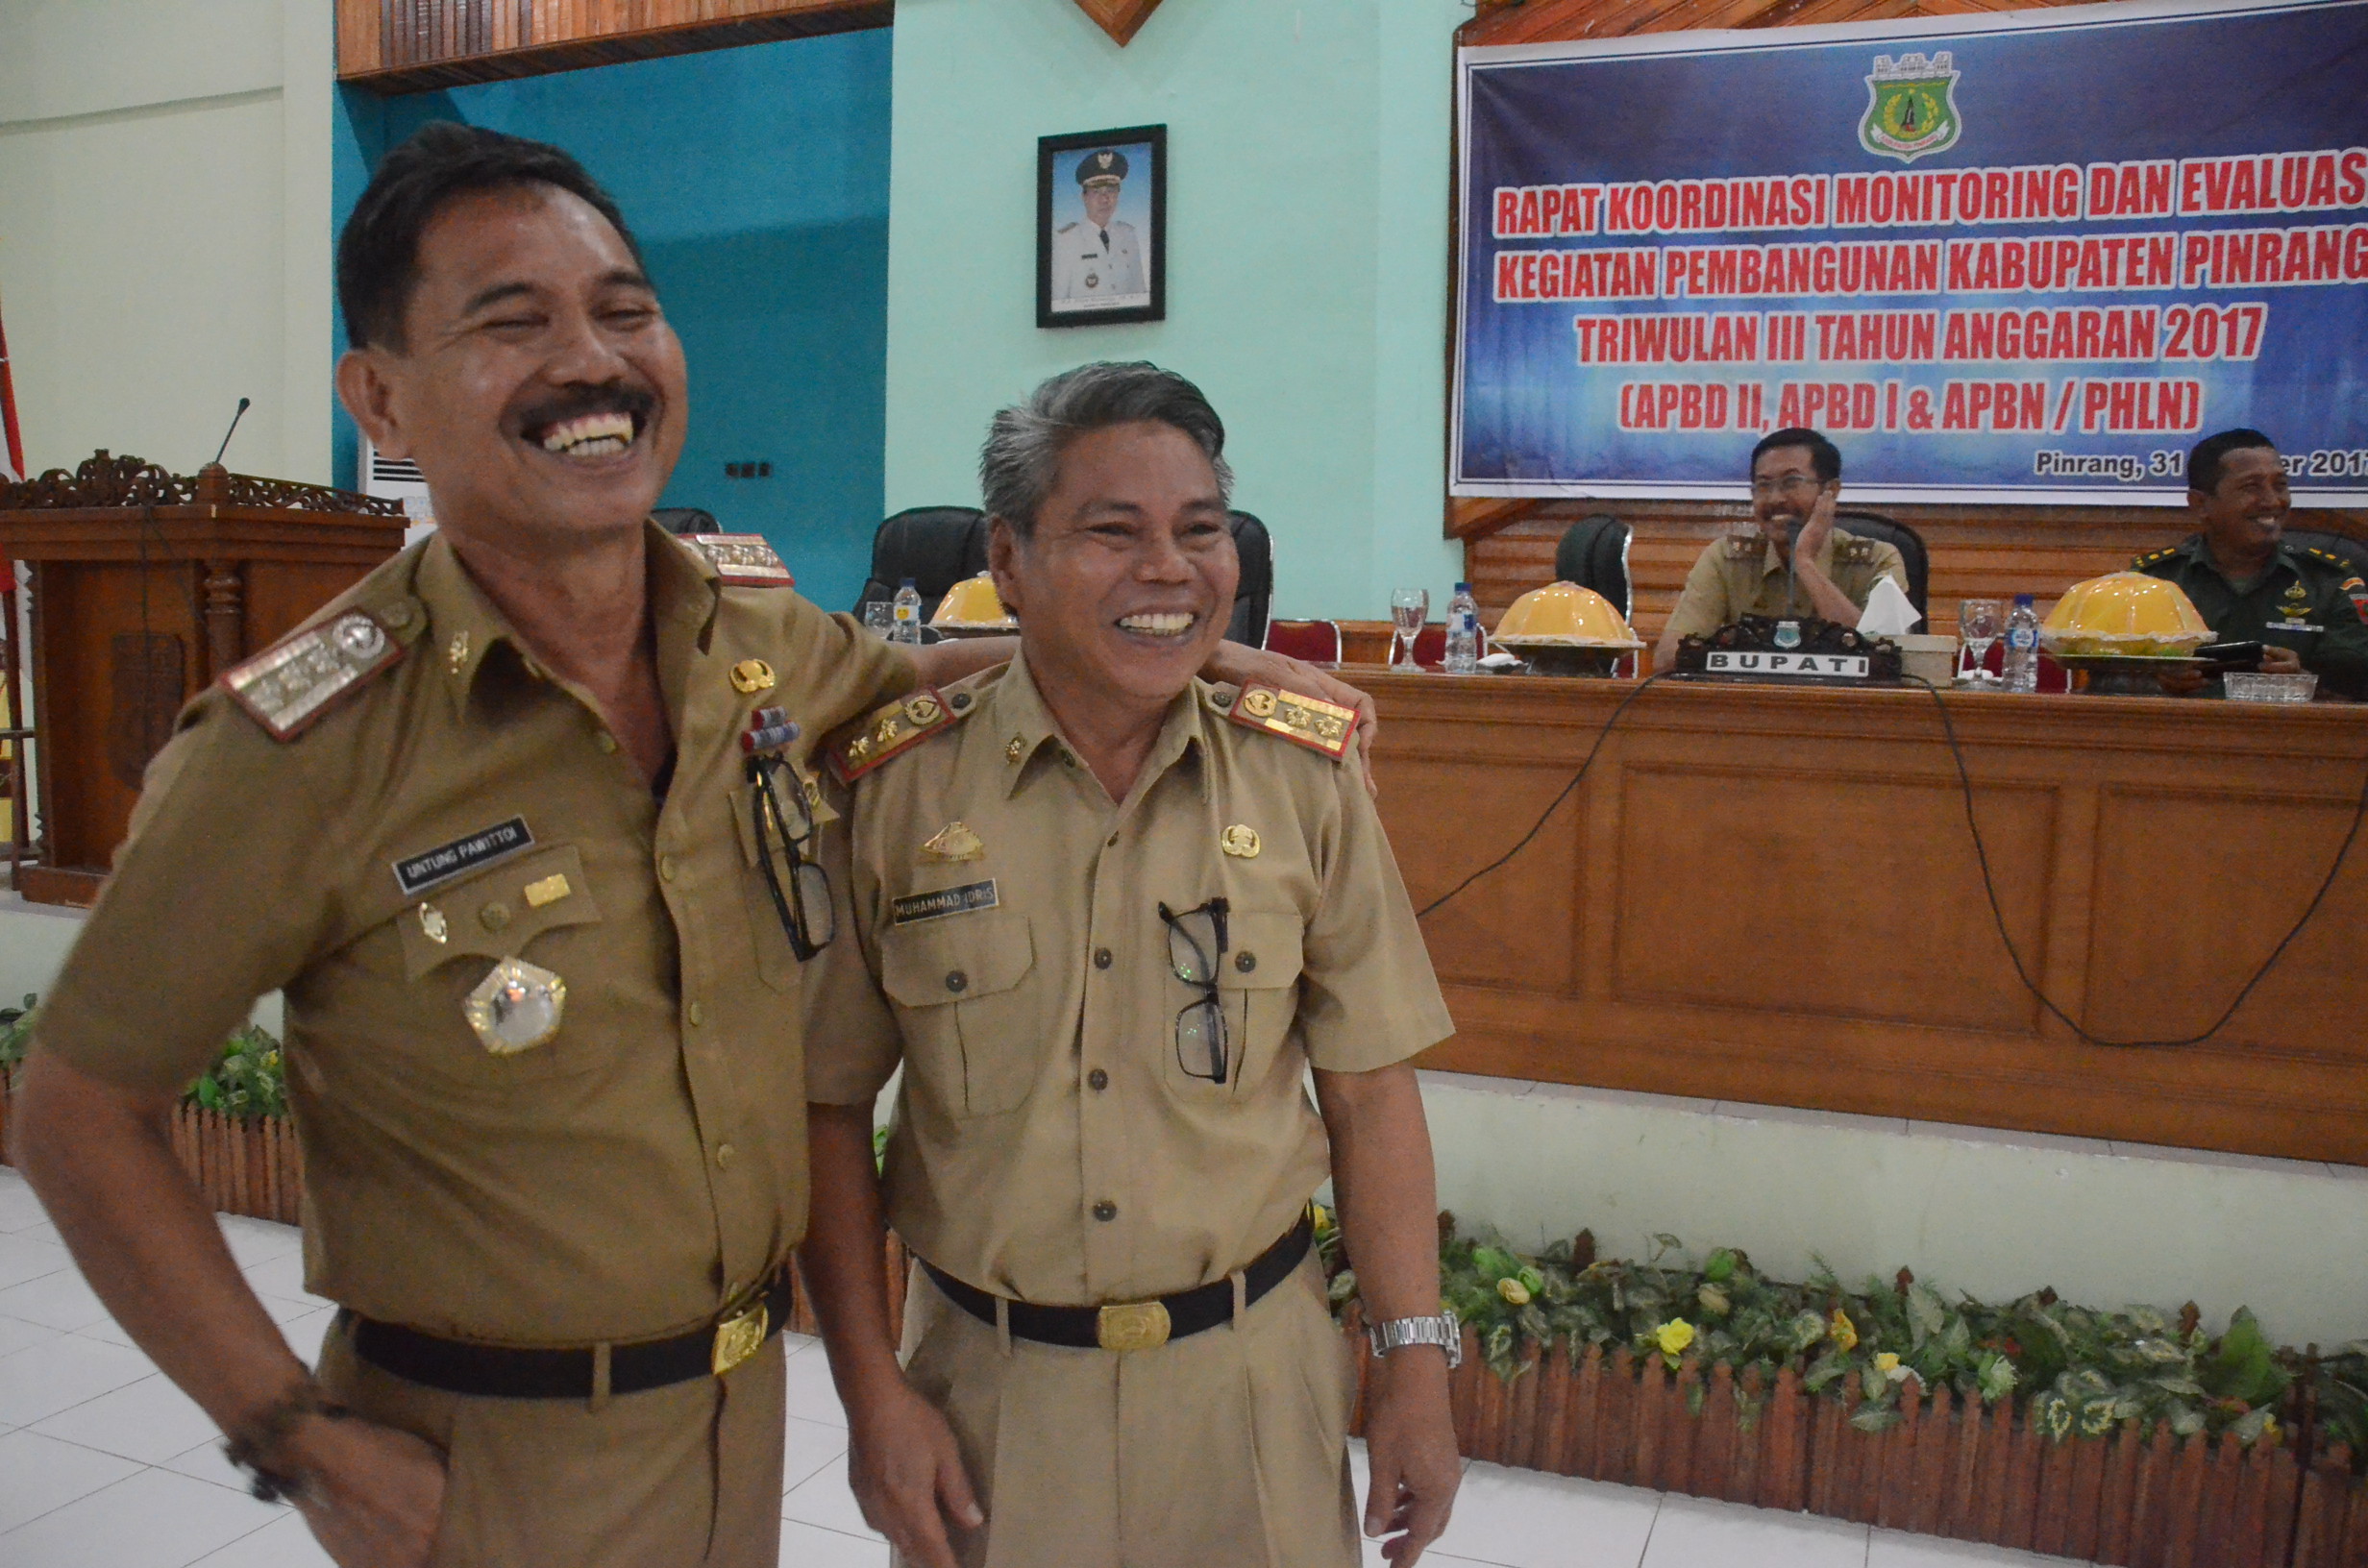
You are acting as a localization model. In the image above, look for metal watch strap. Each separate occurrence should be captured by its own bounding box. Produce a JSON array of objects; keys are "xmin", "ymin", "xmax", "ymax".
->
[{"xmin": 1366, "ymin": 1311, "xmax": 1463, "ymax": 1369}]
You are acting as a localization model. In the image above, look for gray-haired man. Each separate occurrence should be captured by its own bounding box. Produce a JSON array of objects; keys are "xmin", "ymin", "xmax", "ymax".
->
[{"xmin": 795, "ymin": 361, "xmax": 1464, "ymax": 1568}]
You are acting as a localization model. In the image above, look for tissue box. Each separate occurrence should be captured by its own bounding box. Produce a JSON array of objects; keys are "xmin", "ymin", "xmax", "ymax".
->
[{"xmin": 1893, "ymin": 633, "xmax": 1959, "ymax": 688}]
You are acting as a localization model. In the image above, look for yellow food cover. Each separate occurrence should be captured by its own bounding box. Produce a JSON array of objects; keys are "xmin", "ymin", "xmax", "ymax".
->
[
  {"xmin": 2039, "ymin": 573, "xmax": 2215, "ymax": 657},
  {"xmin": 930, "ymin": 572, "xmax": 1015, "ymax": 627},
  {"xmin": 1490, "ymin": 580, "xmax": 1643, "ymax": 648}
]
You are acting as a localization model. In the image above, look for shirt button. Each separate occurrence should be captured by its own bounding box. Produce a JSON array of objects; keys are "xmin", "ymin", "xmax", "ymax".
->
[
  {"xmin": 1088, "ymin": 1068, "xmax": 1109, "ymax": 1091},
  {"xmin": 946, "ymin": 970, "xmax": 969, "ymax": 993},
  {"xmin": 1093, "ymin": 947, "xmax": 1113, "ymax": 969},
  {"xmin": 687, "ymin": 1001, "xmax": 705, "ymax": 1026},
  {"xmin": 659, "ymin": 855, "xmax": 677, "ymax": 882},
  {"xmin": 1106, "ymin": 833, "xmax": 1119, "ymax": 847},
  {"xmin": 1235, "ymin": 951, "xmax": 1257, "ymax": 973},
  {"xmin": 1092, "ymin": 1200, "xmax": 1118, "ymax": 1221},
  {"xmin": 479, "ymin": 902, "xmax": 510, "ymax": 932},
  {"xmin": 596, "ymin": 732, "xmax": 619, "ymax": 754},
  {"xmin": 715, "ymin": 1142, "xmax": 735, "ymax": 1169}
]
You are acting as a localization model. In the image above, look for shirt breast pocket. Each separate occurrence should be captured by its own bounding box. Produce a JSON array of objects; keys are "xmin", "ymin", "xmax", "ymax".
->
[
  {"xmin": 391, "ymin": 845, "xmax": 604, "ymax": 1080},
  {"xmin": 878, "ymin": 911, "xmax": 1037, "ymax": 1119},
  {"xmin": 731, "ymin": 781, "xmax": 828, "ymax": 993},
  {"xmin": 1213, "ymin": 911, "xmax": 1304, "ymax": 1097}
]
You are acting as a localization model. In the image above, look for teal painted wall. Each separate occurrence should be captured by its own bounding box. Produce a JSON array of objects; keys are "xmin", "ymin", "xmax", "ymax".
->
[
  {"xmin": 883, "ymin": 0, "xmax": 1467, "ymax": 622},
  {"xmin": 333, "ymin": 32, "xmax": 893, "ymax": 611}
]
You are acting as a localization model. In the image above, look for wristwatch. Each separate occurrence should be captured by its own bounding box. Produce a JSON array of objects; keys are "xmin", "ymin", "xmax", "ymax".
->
[{"xmin": 1366, "ymin": 1311, "xmax": 1463, "ymax": 1369}]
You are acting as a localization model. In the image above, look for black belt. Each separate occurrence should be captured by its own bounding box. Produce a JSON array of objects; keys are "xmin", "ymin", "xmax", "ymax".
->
[
  {"xmin": 921, "ymin": 1211, "xmax": 1314, "ymax": 1353},
  {"xmin": 344, "ymin": 1268, "xmax": 794, "ymax": 1400}
]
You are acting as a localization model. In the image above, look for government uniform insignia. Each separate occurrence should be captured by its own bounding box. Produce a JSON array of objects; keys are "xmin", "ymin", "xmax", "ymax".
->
[
  {"xmin": 1861, "ymin": 51, "xmax": 1961, "ymax": 164},
  {"xmin": 463, "ymin": 957, "xmax": 566, "ymax": 1055},
  {"xmin": 680, "ymin": 532, "xmax": 794, "ymax": 588},
  {"xmin": 921, "ymin": 821, "xmax": 986, "ymax": 864},
  {"xmin": 220, "ymin": 610, "xmax": 404, "ymax": 742},
  {"xmin": 1226, "ymin": 683, "xmax": 1359, "ymax": 760},
  {"xmin": 1220, "ymin": 824, "xmax": 1262, "ymax": 858},
  {"xmin": 729, "ymin": 659, "xmax": 777, "ymax": 695},
  {"xmin": 418, "ymin": 904, "xmax": 449, "ymax": 943},
  {"xmin": 2344, "ymin": 576, "xmax": 2368, "ymax": 623},
  {"xmin": 2133, "ymin": 547, "xmax": 2179, "ymax": 568},
  {"xmin": 826, "ymin": 686, "xmax": 967, "ymax": 782},
  {"xmin": 447, "ymin": 630, "xmax": 470, "ymax": 674}
]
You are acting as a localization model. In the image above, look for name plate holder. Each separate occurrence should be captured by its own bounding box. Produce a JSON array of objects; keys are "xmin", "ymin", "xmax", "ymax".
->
[{"xmin": 1674, "ymin": 617, "xmax": 1903, "ymax": 685}]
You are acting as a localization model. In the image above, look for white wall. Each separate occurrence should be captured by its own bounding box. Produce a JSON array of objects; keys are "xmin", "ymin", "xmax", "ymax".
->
[{"xmin": 0, "ymin": 0, "xmax": 335, "ymax": 484}]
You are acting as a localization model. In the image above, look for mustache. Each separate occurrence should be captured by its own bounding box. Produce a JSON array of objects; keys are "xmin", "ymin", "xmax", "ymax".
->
[{"xmin": 513, "ymin": 383, "xmax": 657, "ymax": 436}]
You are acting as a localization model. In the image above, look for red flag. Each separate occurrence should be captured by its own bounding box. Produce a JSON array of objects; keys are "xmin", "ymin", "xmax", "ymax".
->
[{"xmin": 0, "ymin": 282, "xmax": 22, "ymax": 485}]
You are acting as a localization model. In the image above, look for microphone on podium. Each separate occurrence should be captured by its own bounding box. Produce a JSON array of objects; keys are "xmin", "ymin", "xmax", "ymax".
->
[{"xmin": 210, "ymin": 397, "xmax": 252, "ymax": 468}]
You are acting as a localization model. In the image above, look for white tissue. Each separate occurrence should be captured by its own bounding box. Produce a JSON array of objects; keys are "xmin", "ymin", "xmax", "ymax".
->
[{"xmin": 1856, "ymin": 576, "xmax": 1919, "ymax": 637}]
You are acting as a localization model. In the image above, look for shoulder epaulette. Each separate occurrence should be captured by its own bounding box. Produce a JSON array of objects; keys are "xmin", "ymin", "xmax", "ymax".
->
[
  {"xmin": 2132, "ymin": 546, "xmax": 2180, "ymax": 569},
  {"xmin": 219, "ymin": 609, "xmax": 405, "ymax": 742},
  {"xmin": 681, "ymin": 532, "xmax": 794, "ymax": 589},
  {"xmin": 1219, "ymin": 682, "xmax": 1359, "ymax": 762},
  {"xmin": 1723, "ymin": 533, "xmax": 1767, "ymax": 561},
  {"xmin": 2301, "ymin": 546, "xmax": 2356, "ymax": 574},
  {"xmin": 1835, "ymin": 534, "xmax": 1879, "ymax": 565},
  {"xmin": 825, "ymin": 687, "xmax": 974, "ymax": 783}
]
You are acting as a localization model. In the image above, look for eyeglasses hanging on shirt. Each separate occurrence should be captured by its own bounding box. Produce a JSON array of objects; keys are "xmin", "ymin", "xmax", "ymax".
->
[
  {"xmin": 745, "ymin": 715, "xmax": 834, "ymax": 960},
  {"xmin": 1158, "ymin": 896, "xmax": 1231, "ymax": 1085}
]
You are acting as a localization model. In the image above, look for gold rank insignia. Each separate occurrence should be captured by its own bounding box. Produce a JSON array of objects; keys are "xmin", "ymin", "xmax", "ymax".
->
[
  {"xmin": 523, "ymin": 872, "xmax": 572, "ymax": 908},
  {"xmin": 220, "ymin": 611, "xmax": 405, "ymax": 742},
  {"xmin": 463, "ymin": 958, "xmax": 566, "ymax": 1055},
  {"xmin": 447, "ymin": 630, "xmax": 471, "ymax": 674},
  {"xmin": 1225, "ymin": 683, "xmax": 1360, "ymax": 761},
  {"xmin": 729, "ymin": 658, "xmax": 777, "ymax": 694},
  {"xmin": 1006, "ymin": 736, "xmax": 1026, "ymax": 764},
  {"xmin": 1220, "ymin": 824, "xmax": 1261, "ymax": 858},
  {"xmin": 826, "ymin": 685, "xmax": 969, "ymax": 783},
  {"xmin": 921, "ymin": 821, "xmax": 986, "ymax": 864}
]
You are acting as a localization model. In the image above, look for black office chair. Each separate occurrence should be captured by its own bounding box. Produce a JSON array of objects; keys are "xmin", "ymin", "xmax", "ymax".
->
[
  {"xmin": 1553, "ymin": 514, "xmax": 1633, "ymax": 619},
  {"xmin": 1227, "ymin": 511, "xmax": 1273, "ymax": 648},
  {"xmin": 652, "ymin": 507, "xmax": 719, "ymax": 536},
  {"xmin": 854, "ymin": 506, "xmax": 991, "ymax": 625},
  {"xmin": 1834, "ymin": 510, "xmax": 1929, "ymax": 630}
]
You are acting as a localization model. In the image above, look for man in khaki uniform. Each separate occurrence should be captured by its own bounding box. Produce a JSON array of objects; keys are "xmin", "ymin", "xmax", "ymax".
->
[
  {"xmin": 796, "ymin": 363, "xmax": 1464, "ymax": 1568},
  {"xmin": 1653, "ymin": 427, "xmax": 1909, "ymax": 667},
  {"xmin": 12, "ymin": 133, "xmax": 1355, "ymax": 1568}
]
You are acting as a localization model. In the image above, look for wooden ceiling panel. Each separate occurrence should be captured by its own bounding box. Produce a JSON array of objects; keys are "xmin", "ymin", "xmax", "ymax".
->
[{"xmin": 1073, "ymin": 0, "xmax": 1165, "ymax": 46}]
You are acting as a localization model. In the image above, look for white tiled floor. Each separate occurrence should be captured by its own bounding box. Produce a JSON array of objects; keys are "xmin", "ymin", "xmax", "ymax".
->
[{"xmin": 0, "ymin": 1167, "xmax": 2093, "ymax": 1567}]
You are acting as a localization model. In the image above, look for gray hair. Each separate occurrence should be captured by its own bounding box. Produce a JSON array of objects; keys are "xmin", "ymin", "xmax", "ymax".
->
[{"xmin": 978, "ymin": 361, "xmax": 1233, "ymax": 536}]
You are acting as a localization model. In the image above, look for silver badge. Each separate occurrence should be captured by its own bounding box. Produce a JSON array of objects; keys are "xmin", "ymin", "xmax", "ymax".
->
[
  {"xmin": 1774, "ymin": 620, "xmax": 1803, "ymax": 650},
  {"xmin": 333, "ymin": 614, "xmax": 387, "ymax": 661},
  {"xmin": 463, "ymin": 958, "xmax": 566, "ymax": 1055}
]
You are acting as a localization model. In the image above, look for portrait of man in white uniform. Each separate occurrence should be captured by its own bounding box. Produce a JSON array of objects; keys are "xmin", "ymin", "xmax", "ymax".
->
[{"xmin": 1039, "ymin": 128, "xmax": 1164, "ymax": 325}]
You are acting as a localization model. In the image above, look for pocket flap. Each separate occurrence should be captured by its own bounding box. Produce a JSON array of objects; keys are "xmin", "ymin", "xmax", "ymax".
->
[
  {"xmin": 880, "ymin": 909, "xmax": 1034, "ymax": 1008},
  {"xmin": 1219, "ymin": 911, "xmax": 1303, "ymax": 992},
  {"xmin": 399, "ymin": 844, "xmax": 602, "ymax": 978}
]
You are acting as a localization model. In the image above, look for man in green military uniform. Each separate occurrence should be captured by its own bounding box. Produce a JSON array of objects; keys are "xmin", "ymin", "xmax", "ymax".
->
[
  {"xmin": 1653, "ymin": 428, "xmax": 1910, "ymax": 668},
  {"xmin": 2137, "ymin": 428, "xmax": 2368, "ymax": 699},
  {"xmin": 796, "ymin": 363, "xmax": 1463, "ymax": 1568}
]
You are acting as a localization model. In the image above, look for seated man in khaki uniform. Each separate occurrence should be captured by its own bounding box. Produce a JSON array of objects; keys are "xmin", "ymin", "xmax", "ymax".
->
[
  {"xmin": 797, "ymin": 362, "xmax": 1463, "ymax": 1568},
  {"xmin": 1653, "ymin": 427, "xmax": 1909, "ymax": 668}
]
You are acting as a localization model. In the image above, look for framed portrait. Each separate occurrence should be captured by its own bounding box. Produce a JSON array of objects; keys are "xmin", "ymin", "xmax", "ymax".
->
[{"xmin": 1037, "ymin": 124, "xmax": 1166, "ymax": 329}]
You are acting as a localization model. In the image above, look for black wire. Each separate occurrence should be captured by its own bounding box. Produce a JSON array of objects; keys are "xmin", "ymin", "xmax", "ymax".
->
[{"xmin": 1414, "ymin": 672, "xmax": 2368, "ymax": 1049}]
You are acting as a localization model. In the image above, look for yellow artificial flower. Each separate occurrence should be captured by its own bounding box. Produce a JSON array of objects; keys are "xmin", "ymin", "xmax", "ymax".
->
[
  {"xmin": 1873, "ymin": 1352, "xmax": 1900, "ymax": 1373},
  {"xmin": 1655, "ymin": 1319, "xmax": 1695, "ymax": 1357},
  {"xmin": 1311, "ymin": 1203, "xmax": 1331, "ymax": 1233},
  {"xmin": 1830, "ymin": 1309, "xmax": 1859, "ymax": 1352},
  {"xmin": 1496, "ymin": 1277, "xmax": 1532, "ymax": 1306}
]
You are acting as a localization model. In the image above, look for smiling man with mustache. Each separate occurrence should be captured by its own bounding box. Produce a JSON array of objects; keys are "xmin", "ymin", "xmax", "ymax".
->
[
  {"xmin": 795, "ymin": 363, "xmax": 1463, "ymax": 1568},
  {"xmin": 12, "ymin": 130, "xmax": 1362, "ymax": 1568}
]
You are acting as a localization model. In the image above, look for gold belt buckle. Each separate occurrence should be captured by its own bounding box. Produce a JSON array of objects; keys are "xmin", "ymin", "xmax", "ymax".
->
[
  {"xmin": 1095, "ymin": 1299, "xmax": 1172, "ymax": 1354},
  {"xmin": 711, "ymin": 1300, "xmax": 770, "ymax": 1376}
]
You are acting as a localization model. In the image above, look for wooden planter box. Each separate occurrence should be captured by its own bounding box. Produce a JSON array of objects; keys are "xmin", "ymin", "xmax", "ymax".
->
[
  {"xmin": 1331, "ymin": 1309, "xmax": 2368, "ymax": 1568},
  {"xmin": 0, "ymin": 1071, "xmax": 302, "ymax": 1225}
]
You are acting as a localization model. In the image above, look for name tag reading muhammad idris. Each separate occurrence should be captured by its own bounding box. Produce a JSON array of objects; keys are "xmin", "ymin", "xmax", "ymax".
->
[
  {"xmin": 393, "ymin": 818, "xmax": 535, "ymax": 896},
  {"xmin": 892, "ymin": 880, "xmax": 999, "ymax": 926}
]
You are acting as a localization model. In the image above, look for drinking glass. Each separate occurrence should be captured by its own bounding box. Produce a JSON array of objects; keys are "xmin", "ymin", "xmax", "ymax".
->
[
  {"xmin": 862, "ymin": 600, "xmax": 895, "ymax": 639},
  {"xmin": 1959, "ymin": 599, "xmax": 2004, "ymax": 686},
  {"xmin": 1390, "ymin": 588, "xmax": 1429, "ymax": 669}
]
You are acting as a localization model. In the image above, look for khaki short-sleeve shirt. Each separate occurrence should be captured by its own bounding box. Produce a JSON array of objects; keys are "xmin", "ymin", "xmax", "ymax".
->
[
  {"xmin": 34, "ymin": 526, "xmax": 913, "ymax": 1346},
  {"xmin": 1661, "ymin": 527, "xmax": 1909, "ymax": 643},
  {"xmin": 802, "ymin": 653, "xmax": 1454, "ymax": 1308}
]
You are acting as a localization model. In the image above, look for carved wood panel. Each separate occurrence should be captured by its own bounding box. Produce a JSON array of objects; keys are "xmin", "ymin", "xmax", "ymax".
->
[{"xmin": 336, "ymin": 0, "xmax": 892, "ymax": 92}]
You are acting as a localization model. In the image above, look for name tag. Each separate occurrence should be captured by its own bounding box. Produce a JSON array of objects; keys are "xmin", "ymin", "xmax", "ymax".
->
[
  {"xmin": 2267, "ymin": 621, "xmax": 2323, "ymax": 633},
  {"xmin": 892, "ymin": 880, "xmax": 999, "ymax": 926},
  {"xmin": 1704, "ymin": 650, "xmax": 1871, "ymax": 678},
  {"xmin": 392, "ymin": 818, "xmax": 534, "ymax": 895}
]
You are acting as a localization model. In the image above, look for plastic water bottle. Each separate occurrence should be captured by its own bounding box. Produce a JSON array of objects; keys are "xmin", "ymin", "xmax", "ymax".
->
[
  {"xmin": 1444, "ymin": 582, "xmax": 1481, "ymax": 674},
  {"xmin": 891, "ymin": 577, "xmax": 923, "ymax": 645},
  {"xmin": 2003, "ymin": 594, "xmax": 2040, "ymax": 693}
]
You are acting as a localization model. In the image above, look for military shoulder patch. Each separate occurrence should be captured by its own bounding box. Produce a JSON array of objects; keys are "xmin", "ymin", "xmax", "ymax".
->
[
  {"xmin": 1226, "ymin": 683, "xmax": 1359, "ymax": 762},
  {"xmin": 221, "ymin": 610, "xmax": 404, "ymax": 742},
  {"xmin": 1835, "ymin": 535, "xmax": 1878, "ymax": 564},
  {"xmin": 681, "ymin": 532, "xmax": 795, "ymax": 589},
  {"xmin": 825, "ymin": 687, "xmax": 971, "ymax": 783},
  {"xmin": 2132, "ymin": 547, "xmax": 2179, "ymax": 569},
  {"xmin": 1724, "ymin": 533, "xmax": 1768, "ymax": 560},
  {"xmin": 2303, "ymin": 547, "xmax": 2356, "ymax": 574}
]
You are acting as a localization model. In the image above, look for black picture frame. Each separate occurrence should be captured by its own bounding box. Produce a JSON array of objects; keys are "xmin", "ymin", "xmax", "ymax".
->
[{"xmin": 1037, "ymin": 124, "xmax": 1167, "ymax": 329}]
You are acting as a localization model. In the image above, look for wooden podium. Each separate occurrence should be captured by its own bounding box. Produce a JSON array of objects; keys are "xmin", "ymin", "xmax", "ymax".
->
[{"xmin": 0, "ymin": 452, "xmax": 407, "ymax": 907}]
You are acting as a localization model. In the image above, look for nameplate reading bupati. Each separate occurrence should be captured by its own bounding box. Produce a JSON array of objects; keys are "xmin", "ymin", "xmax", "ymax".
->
[
  {"xmin": 1702, "ymin": 650, "xmax": 1871, "ymax": 678},
  {"xmin": 392, "ymin": 818, "xmax": 535, "ymax": 896},
  {"xmin": 892, "ymin": 880, "xmax": 1000, "ymax": 926}
]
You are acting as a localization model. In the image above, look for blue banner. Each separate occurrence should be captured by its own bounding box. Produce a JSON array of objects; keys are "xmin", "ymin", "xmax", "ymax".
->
[{"xmin": 1451, "ymin": 0, "xmax": 2368, "ymax": 504}]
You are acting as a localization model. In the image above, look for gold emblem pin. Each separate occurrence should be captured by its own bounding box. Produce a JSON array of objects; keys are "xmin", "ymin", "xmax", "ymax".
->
[
  {"xmin": 523, "ymin": 873, "xmax": 572, "ymax": 908},
  {"xmin": 1241, "ymin": 689, "xmax": 1278, "ymax": 719},
  {"xmin": 1221, "ymin": 824, "xmax": 1262, "ymax": 859},
  {"xmin": 446, "ymin": 630, "xmax": 471, "ymax": 674},
  {"xmin": 1006, "ymin": 736, "xmax": 1026, "ymax": 764},
  {"xmin": 463, "ymin": 958, "xmax": 566, "ymax": 1055},
  {"xmin": 921, "ymin": 821, "xmax": 986, "ymax": 864},
  {"xmin": 729, "ymin": 659, "xmax": 776, "ymax": 695},
  {"xmin": 418, "ymin": 904, "xmax": 448, "ymax": 943},
  {"xmin": 875, "ymin": 716, "xmax": 901, "ymax": 746},
  {"xmin": 904, "ymin": 694, "xmax": 944, "ymax": 726}
]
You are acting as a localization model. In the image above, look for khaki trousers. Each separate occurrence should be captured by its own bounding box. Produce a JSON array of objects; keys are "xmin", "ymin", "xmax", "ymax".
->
[
  {"xmin": 895, "ymin": 1252, "xmax": 1360, "ymax": 1568},
  {"xmin": 317, "ymin": 1313, "xmax": 787, "ymax": 1568}
]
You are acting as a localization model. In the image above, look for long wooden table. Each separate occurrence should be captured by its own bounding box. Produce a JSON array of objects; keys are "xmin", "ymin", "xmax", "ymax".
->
[{"xmin": 1366, "ymin": 670, "xmax": 2368, "ymax": 1164}]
